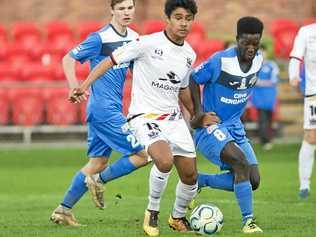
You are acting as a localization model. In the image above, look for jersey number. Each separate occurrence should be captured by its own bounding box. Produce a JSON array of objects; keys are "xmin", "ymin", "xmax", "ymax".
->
[
  {"xmin": 213, "ymin": 129, "xmax": 226, "ymax": 141},
  {"xmin": 127, "ymin": 134, "xmax": 141, "ymax": 148},
  {"xmin": 310, "ymin": 105, "xmax": 316, "ymax": 117}
]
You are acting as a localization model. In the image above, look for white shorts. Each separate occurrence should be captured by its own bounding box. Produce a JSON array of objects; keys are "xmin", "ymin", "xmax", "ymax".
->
[
  {"xmin": 304, "ymin": 96, "xmax": 316, "ymax": 129},
  {"xmin": 128, "ymin": 115, "xmax": 196, "ymax": 158}
]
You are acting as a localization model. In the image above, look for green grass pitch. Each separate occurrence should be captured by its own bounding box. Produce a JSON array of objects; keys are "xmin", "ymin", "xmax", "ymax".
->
[{"xmin": 0, "ymin": 144, "xmax": 315, "ymax": 237}]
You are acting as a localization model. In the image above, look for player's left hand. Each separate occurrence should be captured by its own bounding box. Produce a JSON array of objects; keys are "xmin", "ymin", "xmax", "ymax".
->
[
  {"xmin": 190, "ymin": 112, "xmax": 220, "ymax": 129},
  {"xmin": 68, "ymin": 88, "xmax": 89, "ymax": 103}
]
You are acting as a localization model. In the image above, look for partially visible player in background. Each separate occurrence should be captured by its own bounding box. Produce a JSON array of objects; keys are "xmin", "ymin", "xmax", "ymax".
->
[
  {"xmin": 50, "ymin": 0, "xmax": 149, "ymax": 226},
  {"xmin": 288, "ymin": 22, "xmax": 316, "ymax": 199},
  {"xmin": 190, "ymin": 16, "xmax": 264, "ymax": 233},
  {"xmin": 251, "ymin": 44, "xmax": 279, "ymax": 150}
]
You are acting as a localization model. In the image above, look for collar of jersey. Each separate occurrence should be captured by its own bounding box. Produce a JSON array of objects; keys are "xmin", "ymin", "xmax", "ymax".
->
[
  {"xmin": 109, "ymin": 24, "xmax": 128, "ymax": 38},
  {"xmin": 163, "ymin": 31, "xmax": 184, "ymax": 47}
]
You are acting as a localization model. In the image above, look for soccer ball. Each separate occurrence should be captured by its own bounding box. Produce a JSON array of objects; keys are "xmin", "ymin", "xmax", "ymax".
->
[{"xmin": 189, "ymin": 203, "xmax": 224, "ymax": 236}]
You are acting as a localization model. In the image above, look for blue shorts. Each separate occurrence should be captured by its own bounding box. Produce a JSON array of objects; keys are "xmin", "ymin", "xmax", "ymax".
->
[
  {"xmin": 87, "ymin": 114, "xmax": 144, "ymax": 158},
  {"xmin": 194, "ymin": 124, "xmax": 258, "ymax": 170}
]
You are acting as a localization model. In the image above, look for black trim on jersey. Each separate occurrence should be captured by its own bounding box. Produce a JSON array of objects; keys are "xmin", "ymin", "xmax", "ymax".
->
[
  {"xmin": 110, "ymin": 24, "xmax": 128, "ymax": 37},
  {"xmin": 305, "ymin": 93, "xmax": 316, "ymax": 98},
  {"xmin": 101, "ymin": 40, "xmax": 131, "ymax": 56},
  {"xmin": 127, "ymin": 113, "xmax": 144, "ymax": 122},
  {"xmin": 289, "ymin": 56, "xmax": 303, "ymax": 61},
  {"xmin": 163, "ymin": 31, "xmax": 184, "ymax": 46},
  {"xmin": 216, "ymin": 71, "xmax": 257, "ymax": 90}
]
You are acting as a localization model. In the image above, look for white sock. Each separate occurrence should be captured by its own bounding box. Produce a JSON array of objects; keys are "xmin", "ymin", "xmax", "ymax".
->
[
  {"xmin": 172, "ymin": 180, "xmax": 198, "ymax": 218},
  {"xmin": 299, "ymin": 140, "xmax": 315, "ymax": 190},
  {"xmin": 147, "ymin": 165, "xmax": 171, "ymax": 211}
]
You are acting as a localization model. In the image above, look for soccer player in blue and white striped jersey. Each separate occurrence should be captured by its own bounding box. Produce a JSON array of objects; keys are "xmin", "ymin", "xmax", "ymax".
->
[
  {"xmin": 50, "ymin": 0, "xmax": 148, "ymax": 226},
  {"xmin": 190, "ymin": 16, "xmax": 264, "ymax": 234}
]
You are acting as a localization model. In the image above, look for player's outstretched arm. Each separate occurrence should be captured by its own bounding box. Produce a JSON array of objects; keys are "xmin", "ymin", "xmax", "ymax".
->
[{"xmin": 70, "ymin": 58, "xmax": 114, "ymax": 100}]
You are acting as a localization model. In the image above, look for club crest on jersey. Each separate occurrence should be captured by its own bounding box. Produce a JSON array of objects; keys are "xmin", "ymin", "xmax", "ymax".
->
[
  {"xmin": 152, "ymin": 48, "xmax": 164, "ymax": 60},
  {"xmin": 186, "ymin": 57, "xmax": 193, "ymax": 68},
  {"xmin": 158, "ymin": 71, "xmax": 181, "ymax": 84}
]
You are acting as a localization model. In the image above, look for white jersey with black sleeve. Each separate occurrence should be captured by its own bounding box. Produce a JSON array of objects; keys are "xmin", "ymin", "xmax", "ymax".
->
[{"xmin": 111, "ymin": 31, "xmax": 196, "ymax": 115}]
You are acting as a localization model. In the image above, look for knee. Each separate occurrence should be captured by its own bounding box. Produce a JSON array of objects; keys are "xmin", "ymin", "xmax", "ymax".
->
[
  {"xmin": 130, "ymin": 152, "xmax": 150, "ymax": 167},
  {"xmin": 156, "ymin": 160, "xmax": 173, "ymax": 173},
  {"xmin": 87, "ymin": 159, "xmax": 108, "ymax": 173},
  {"xmin": 304, "ymin": 131, "xmax": 316, "ymax": 144},
  {"xmin": 181, "ymin": 170, "xmax": 198, "ymax": 185},
  {"xmin": 232, "ymin": 157, "xmax": 250, "ymax": 175}
]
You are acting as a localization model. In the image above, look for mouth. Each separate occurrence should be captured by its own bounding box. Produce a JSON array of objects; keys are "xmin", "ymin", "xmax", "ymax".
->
[
  {"xmin": 179, "ymin": 29, "xmax": 188, "ymax": 34},
  {"xmin": 123, "ymin": 17, "xmax": 131, "ymax": 21},
  {"xmin": 246, "ymin": 52, "xmax": 254, "ymax": 58}
]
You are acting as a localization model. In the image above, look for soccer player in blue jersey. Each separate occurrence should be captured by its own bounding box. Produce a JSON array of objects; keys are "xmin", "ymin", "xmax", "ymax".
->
[
  {"xmin": 50, "ymin": 0, "xmax": 149, "ymax": 226},
  {"xmin": 190, "ymin": 16, "xmax": 264, "ymax": 233}
]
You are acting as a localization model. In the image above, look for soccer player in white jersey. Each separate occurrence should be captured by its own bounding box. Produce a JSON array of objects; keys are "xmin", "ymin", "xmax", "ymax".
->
[
  {"xmin": 50, "ymin": 0, "xmax": 149, "ymax": 226},
  {"xmin": 289, "ymin": 22, "xmax": 316, "ymax": 199},
  {"xmin": 70, "ymin": 0, "xmax": 219, "ymax": 235}
]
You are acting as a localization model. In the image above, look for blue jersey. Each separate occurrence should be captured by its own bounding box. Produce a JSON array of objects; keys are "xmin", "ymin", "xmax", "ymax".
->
[
  {"xmin": 70, "ymin": 24, "xmax": 139, "ymax": 122},
  {"xmin": 192, "ymin": 47, "xmax": 263, "ymax": 128},
  {"xmin": 251, "ymin": 60, "xmax": 279, "ymax": 110}
]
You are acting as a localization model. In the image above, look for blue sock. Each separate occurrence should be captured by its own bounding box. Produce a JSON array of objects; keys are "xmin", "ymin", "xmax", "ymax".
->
[
  {"xmin": 99, "ymin": 155, "xmax": 137, "ymax": 184},
  {"xmin": 234, "ymin": 181, "xmax": 253, "ymax": 223},
  {"xmin": 198, "ymin": 172, "xmax": 234, "ymax": 191},
  {"xmin": 61, "ymin": 171, "xmax": 87, "ymax": 209}
]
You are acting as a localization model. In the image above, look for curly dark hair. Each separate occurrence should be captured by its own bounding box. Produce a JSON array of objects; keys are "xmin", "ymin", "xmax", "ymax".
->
[{"xmin": 237, "ymin": 16, "xmax": 264, "ymax": 36}]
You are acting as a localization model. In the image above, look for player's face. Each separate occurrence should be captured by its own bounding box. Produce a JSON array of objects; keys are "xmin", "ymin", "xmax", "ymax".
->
[
  {"xmin": 111, "ymin": 0, "xmax": 135, "ymax": 27},
  {"xmin": 166, "ymin": 7, "xmax": 194, "ymax": 41},
  {"xmin": 236, "ymin": 33, "xmax": 261, "ymax": 62}
]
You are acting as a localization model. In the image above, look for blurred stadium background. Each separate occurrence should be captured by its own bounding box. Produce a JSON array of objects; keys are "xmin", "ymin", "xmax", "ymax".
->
[{"xmin": 0, "ymin": 0, "xmax": 315, "ymax": 144}]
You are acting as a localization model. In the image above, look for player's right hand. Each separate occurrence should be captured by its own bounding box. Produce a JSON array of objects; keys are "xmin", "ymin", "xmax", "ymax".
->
[{"xmin": 68, "ymin": 88, "xmax": 89, "ymax": 103}]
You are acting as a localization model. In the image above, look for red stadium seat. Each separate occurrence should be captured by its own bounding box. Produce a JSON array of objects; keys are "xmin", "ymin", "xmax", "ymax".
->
[
  {"xmin": 44, "ymin": 21, "xmax": 75, "ymax": 57},
  {"xmin": 273, "ymin": 27, "xmax": 298, "ymax": 59},
  {"xmin": 76, "ymin": 21, "xmax": 103, "ymax": 41},
  {"xmin": 11, "ymin": 88, "xmax": 45, "ymax": 126},
  {"xmin": 128, "ymin": 22, "xmax": 140, "ymax": 34},
  {"xmin": 0, "ymin": 89, "xmax": 10, "ymax": 125},
  {"xmin": 0, "ymin": 24, "xmax": 7, "ymax": 43},
  {"xmin": 142, "ymin": 20, "xmax": 166, "ymax": 34},
  {"xmin": 191, "ymin": 21, "xmax": 207, "ymax": 39},
  {"xmin": 11, "ymin": 22, "xmax": 42, "ymax": 59},
  {"xmin": 197, "ymin": 39, "xmax": 225, "ymax": 61},
  {"xmin": 0, "ymin": 64, "xmax": 19, "ymax": 81},
  {"xmin": 45, "ymin": 21, "xmax": 74, "ymax": 41},
  {"xmin": 269, "ymin": 19, "xmax": 298, "ymax": 36},
  {"xmin": 186, "ymin": 32, "xmax": 204, "ymax": 53},
  {"xmin": 46, "ymin": 88, "xmax": 79, "ymax": 125},
  {"xmin": 21, "ymin": 64, "xmax": 53, "ymax": 82}
]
